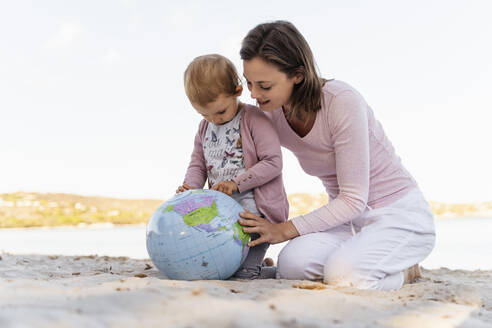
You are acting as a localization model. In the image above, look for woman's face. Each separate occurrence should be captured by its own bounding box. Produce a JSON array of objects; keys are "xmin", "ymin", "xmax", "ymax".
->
[{"xmin": 243, "ymin": 57, "xmax": 300, "ymax": 112}]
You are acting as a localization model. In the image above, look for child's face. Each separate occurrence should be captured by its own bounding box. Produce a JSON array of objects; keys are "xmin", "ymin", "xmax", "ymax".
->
[{"xmin": 193, "ymin": 87, "xmax": 242, "ymax": 125}]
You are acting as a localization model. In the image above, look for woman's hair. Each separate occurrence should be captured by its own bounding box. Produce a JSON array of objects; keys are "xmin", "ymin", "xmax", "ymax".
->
[
  {"xmin": 184, "ymin": 54, "xmax": 241, "ymax": 106},
  {"xmin": 240, "ymin": 20, "xmax": 325, "ymax": 120}
]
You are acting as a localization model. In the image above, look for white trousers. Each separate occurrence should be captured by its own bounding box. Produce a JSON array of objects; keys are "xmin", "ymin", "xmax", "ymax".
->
[{"xmin": 277, "ymin": 188, "xmax": 436, "ymax": 290}]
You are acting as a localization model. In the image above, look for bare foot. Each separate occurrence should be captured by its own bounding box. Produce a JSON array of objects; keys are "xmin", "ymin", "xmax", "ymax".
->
[
  {"xmin": 404, "ymin": 264, "xmax": 422, "ymax": 284},
  {"xmin": 262, "ymin": 257, "xmax": 274, "ymax": 267}
]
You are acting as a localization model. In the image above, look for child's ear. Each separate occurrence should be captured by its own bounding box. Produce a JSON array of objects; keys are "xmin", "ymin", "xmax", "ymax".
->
[{"xmin": 234, "ymin": 85, "xmax": 243, "ymax": 97}]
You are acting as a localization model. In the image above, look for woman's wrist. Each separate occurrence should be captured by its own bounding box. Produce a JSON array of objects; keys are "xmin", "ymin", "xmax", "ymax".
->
[{"xmin": 279, "ymin": 220, "xmax": 300, "ymax": 242}]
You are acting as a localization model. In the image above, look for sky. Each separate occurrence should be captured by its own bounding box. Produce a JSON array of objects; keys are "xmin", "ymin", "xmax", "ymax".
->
[{"xmin": 1, "ymin": 0, "xmax": 491, "ymax": 203}]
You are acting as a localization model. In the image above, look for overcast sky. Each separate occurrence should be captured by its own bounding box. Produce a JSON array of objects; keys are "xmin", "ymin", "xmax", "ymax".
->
[{"xmin": 1, "ymin": 0, "xmax": 491, "ymax": 202}]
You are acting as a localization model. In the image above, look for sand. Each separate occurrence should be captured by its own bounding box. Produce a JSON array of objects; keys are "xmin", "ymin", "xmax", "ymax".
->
[{"xmin": 1, "ymin": 253, "xmax": 491, "ymax": 328}]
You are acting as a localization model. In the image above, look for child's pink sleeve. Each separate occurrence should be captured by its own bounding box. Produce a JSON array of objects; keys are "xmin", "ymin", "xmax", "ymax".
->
[
  {"xmin": 183, "ymin": 122, "xmax": 208, "ymax": 189},
  {"xmin": 232, "ymin": 109, "xmax": 282, "ymax": 192}
]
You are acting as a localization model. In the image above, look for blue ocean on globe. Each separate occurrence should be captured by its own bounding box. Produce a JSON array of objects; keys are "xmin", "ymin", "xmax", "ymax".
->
[{"xmin": 146, "ymin": 189, "xmax": 251, "ymax": 280}]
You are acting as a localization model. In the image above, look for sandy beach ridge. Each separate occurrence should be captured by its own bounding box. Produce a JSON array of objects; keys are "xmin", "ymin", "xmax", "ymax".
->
[{"xmin": 1, "ymin": 253, "xmax": 491, "ymax": 327}]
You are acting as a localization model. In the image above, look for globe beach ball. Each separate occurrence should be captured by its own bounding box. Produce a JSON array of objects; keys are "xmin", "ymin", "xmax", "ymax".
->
[{"xmin": 146, "ymin": 189, "xmax": 250, "ymax": 280}]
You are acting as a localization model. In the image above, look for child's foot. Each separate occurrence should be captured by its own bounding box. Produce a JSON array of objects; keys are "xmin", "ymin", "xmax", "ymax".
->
[
  {"xmin": 404, "ymin": 264, "xmax": 422, "ymax": 284},
  {"xmin": 232, "ymin": 267, "xmax": 260, "ymax": 280},
  {"xmin": 262, "ymin": 257, "xmax": 274, "ymax": 267},
  {"xmin": 231, "ymin": 265, "xmax": 277, "ymax": 280},
  {"xmin": 259, "ymin": 266, "xmax": 276, "ymax": 279}
]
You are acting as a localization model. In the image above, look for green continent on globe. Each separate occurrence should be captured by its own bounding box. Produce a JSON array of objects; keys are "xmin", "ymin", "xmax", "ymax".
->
[
  {"xmin": 232, "ymin": 221, "xmax": 251, "ymax": 246},
  {"xmin": 183, "ymin": 201, "xmax": 218, "ymax": 226},
  {"xmin": 163, "ymin": 205, "xmax": 174, "ymax": 213}
]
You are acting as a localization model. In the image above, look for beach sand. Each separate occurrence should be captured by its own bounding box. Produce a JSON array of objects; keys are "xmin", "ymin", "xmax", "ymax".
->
[{"xmin": 1, "ymin": 253, "xmax": 491, "ymax": 328}]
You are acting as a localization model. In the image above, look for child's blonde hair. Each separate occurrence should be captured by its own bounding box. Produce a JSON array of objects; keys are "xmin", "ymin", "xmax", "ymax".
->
[{"xmin": 184, "ymin": 54, "xmax": 241, "ymax": 106}]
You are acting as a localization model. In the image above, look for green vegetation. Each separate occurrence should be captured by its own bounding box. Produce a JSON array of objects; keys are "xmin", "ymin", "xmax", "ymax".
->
[
  {"xmin": 0, "ymin": 192, "xmax": 162, "ymax": 228},
  {"xmin": 287, "ymin": 193, "xmax": 492, "ymax": 219},
  {"xmin": 1, "ymin": 191, "xmax": 491, "ymax": 229}
]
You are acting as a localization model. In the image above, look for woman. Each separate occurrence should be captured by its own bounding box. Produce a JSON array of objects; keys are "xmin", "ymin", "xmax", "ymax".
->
[{"xmin": 238, "ymin": 21, "xmax": 435, "ymax": 290}]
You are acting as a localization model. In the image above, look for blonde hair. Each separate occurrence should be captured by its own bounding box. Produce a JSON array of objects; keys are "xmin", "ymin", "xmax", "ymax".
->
[{"xmin": 184, "ymin": 54, "xmax": 241, "ymax": 106}]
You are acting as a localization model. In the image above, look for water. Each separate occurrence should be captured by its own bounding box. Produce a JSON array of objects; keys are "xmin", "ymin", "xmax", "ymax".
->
[{"xmin": 1, "ymin": 218, "xmax": 491, "ymax": 270}]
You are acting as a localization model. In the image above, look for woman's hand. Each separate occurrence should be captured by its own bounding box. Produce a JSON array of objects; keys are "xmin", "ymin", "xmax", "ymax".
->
[
  {"xmin": 238, "ymin": 210, "xmax": 299, "ymax": 247},
  {"xmin": 211, "ymin": 180, "xmax": 238, "ymax": 196}
]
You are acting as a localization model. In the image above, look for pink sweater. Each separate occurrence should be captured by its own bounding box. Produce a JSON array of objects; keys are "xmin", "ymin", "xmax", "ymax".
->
[
  {"xmin": 265, "ymin": 80, "xmax": 417, "ymax": 235},
  {"xmin": 184, "ymin": 103, "xmax": 289, "ymax": 224}
]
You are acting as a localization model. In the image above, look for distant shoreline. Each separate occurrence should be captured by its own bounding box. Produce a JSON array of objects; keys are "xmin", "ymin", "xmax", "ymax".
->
[
  {"xmin": 1, "ymin": 192, "xmax": 491, "ymax": 229},
  {"xmin": 1, "ymin": 217, "xmax": 492, "ymax": 232}
]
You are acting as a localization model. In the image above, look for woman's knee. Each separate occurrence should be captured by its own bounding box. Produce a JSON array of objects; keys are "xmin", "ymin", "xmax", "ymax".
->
[
  {"xmin": 323, "ymin": 250, "xmax": 394, "ymax": 290},
  {"xmin": 324, "ymin": 251, "xmax": 354, "ymax": 286},
  {"xmin": 277, "ymin": 246, "xmax": 305, "ymax": 279},
  {"xmin": 323, "ymin": 249, "xmax": 374, "ymax": 288},
  {"xmin": 277, "ymin": 245, "xmax": 323, "ymax": 280}
]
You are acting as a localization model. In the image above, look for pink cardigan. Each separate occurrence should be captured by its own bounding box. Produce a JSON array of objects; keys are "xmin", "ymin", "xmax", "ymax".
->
[{"xmin": 184, "ymin": 103, "xmax": 289, "ymax": 224}]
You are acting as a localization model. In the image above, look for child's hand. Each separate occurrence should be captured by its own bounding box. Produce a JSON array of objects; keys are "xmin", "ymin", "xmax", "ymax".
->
[
  {"xmin": 176, "ymin": 183, "xmax": 194, "ymax": 194},
  {"xmin": 211, "ymin": 180, "xmax": 238, "ymax": 196}
]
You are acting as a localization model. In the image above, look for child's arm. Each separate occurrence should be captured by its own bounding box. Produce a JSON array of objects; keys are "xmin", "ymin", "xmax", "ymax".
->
[
  {"xmin": 232, "ymin": 109, "xmax": 282, "ymax": 193},
  {"xmin": 182, "ymin": 123, "xmax": 208, "ymax": 190}
]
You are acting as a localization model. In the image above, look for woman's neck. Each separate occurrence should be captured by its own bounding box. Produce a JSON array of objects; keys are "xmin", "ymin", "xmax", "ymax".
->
[{"xmin": 282, "ymin": 105, "xmax": 316, "ymax": 138}]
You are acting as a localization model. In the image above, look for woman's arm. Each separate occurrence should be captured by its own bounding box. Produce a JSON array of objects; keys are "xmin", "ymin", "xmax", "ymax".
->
[{"xmin": 291, "ymin": 90, "xmax": 370, "ymax": 235}]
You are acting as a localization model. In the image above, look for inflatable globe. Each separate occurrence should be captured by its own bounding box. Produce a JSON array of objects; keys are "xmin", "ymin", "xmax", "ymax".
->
[{"xmin": 146, "ymin": 189, "xmax": 250, "ymax": 280}]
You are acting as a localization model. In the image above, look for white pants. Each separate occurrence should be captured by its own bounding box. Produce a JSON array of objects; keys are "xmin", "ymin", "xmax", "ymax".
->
[{"xmin": 277, "ymin": 188, "xmax": 436, "ymax": 290}]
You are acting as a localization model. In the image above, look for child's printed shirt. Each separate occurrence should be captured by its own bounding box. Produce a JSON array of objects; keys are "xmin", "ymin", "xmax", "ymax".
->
[{"xmin": 203, "ymin": 110, "xmax": 260, "ymax": 215}]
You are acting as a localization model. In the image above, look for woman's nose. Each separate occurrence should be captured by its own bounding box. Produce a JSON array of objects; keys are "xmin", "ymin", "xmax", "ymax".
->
[{"xmin": 250, "ymin": 85, "xmax": 260, "ymax": 99}]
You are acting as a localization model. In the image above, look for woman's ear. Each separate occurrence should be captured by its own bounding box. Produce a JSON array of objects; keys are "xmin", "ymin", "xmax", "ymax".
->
[
  {"xmin": 234, "ymin": 85, "xmax": 243, "ymax": 97},
  {"xmin": 294, "ymin": 73, "xmax": 304, "ymax": 85},
  {"xmin": 293, "ymin": 67, "xmax": 305, "ymax": 85}
]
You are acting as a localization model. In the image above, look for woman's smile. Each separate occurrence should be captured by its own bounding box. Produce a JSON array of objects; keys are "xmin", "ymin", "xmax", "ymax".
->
[{"xmin": 257, "ymin": 99, "xmax": 270, "ymax": 106}]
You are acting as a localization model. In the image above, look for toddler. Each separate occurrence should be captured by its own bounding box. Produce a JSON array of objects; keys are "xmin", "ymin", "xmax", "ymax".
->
[{"xmin": 177, "ymin": 54, "xmax": 289, "ymax": 279}]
